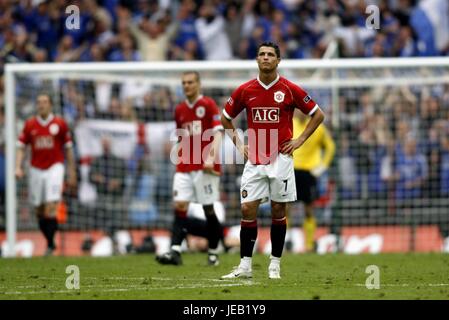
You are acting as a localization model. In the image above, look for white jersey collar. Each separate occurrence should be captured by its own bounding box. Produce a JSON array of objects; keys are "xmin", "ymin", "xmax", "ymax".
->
[
  {"xmin": 37, "ymin": 113, "xmax": 55, "ymax": 126},
  {"xmin": 257, "ymin": 74, "xmax": 280, "ymax": 90},
  {"xmin": 185, "ymin": 94, "xmax": 203, "ymax": 109}
]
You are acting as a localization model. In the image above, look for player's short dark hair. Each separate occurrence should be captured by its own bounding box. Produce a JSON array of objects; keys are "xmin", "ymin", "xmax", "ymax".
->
[
  {"xmin": 182, "ymin": 71, "xmax": 201, "ymax": 82},
  {"xmin": 257, "ymin": 41, "xmax": 281, "ymax": 58},
  {"xmin": 36, "ymin": 92, "xmax": 53, "ymax": 105}
]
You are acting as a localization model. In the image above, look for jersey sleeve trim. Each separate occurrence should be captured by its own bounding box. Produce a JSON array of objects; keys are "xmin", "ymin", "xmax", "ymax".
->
[
  {"xmin": 308, "ymin": 104, "xmax": 319, "ymax": 116},
  {"xmin": 16, "ymin": 141, "xmax": 26, "ymax": 148},
  {"xmin": 212, "ymin": 125, "xmax": 224, "ymax": 132},
  {"xmin": 222, "ymin": 109, "xmax": 233, "ymax": 120},
  {"xmin": 64, "ymin": 141, "xmax": 73, "ymax": 148}
]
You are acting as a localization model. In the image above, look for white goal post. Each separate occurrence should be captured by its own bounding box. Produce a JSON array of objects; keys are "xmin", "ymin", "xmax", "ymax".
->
[{"xmin": 4, "ymin": 57, "xmax": 449, "ymax": 257}]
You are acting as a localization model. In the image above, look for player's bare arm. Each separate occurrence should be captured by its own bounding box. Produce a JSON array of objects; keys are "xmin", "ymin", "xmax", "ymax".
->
[
  {"xmin": 65, "ymin": 146, "xmax": 77, "ymax": 189},
  {"xmin": 221, "ymin": 114, "xmax": 248, "ymax": 161},
  {"xmin": 204, "ymin": 130, "xmax": 223, "ymax": 176},
  {"xmin": 15, "ymin": 145, "xmax": 26, "ymax": 179},
  {"xmin": 280, "ymin": 107, "xmax": 325, "ymax": 155}
]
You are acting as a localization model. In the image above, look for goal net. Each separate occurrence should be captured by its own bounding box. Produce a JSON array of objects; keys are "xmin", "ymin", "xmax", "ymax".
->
[{"xmin": 3, "ymin": 58, "xmax": 449, "ymax": 256}]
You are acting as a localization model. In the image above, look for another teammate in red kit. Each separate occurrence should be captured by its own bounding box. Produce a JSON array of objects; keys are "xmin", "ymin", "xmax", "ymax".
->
[
  {"xmin": 156, "ymin": 71, "xmax": 224, "ymax": 266},
  {"xmin": 15, "ymin": 93, "xmax": 77, "ymax": 256},
  {"xmin": 221, "ymin": 42, "xmax": 325, "ymax": 279}
]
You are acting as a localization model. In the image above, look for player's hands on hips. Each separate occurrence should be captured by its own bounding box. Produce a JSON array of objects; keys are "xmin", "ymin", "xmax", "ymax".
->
[
  {"xmin": 15, "ymin": 167, "xmax": 24, "ymax": 179},
  {"xmin": 238, "ymin": 145, "xmax": 249, "ymax": 162},
  {"xmin": 203, "ymin": 161, "xmax": 220, "ymax": 176},
  {"xmin": 280, "ymin": 138, "xmax": 302, "ymax": 156}
]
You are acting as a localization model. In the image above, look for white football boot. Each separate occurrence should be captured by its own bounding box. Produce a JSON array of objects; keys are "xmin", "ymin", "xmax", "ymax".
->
[
  {"xmin": 268, "ymin": 257, "xmax": 281, "ymax": 279},
  {"xmin": 221, "ymin": 258, "xmax": 252, "ymax": 279},
  {"xmin": 221, "ymin": 265, "xmax": 252, "ymax": 279}
]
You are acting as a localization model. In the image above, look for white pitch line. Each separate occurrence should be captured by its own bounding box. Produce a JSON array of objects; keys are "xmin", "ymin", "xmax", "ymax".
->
[
  {"xmin": 2, "ymin": 281, "xmax": 446, "ymax": 294},
  {"xmin": 23, "ymin": 276, "xmax": 250, "ymax": 282},
  {"xmin": 354, "ymin": 283, "xmax": 449, "ymax": 287},
  {"xmin": 150, "ymin": 277, "xmax": 250, "ymax": 283},
  {"xmin": 35, "ymin": 276, "xmax": 147, "ymax": 280},
  {"xmin": 1, "ymin": 281, "xmax": 254, "ymax": 296},
  {"xmin": 0, "ymin": 277, "xmax": 258, "ymax": 293},
  {"xmin": 428, "ymin": 284, "xmax": 449, "ymax": 287},
  {"xmin": 3, "ymin": 282, "xmax": 447, "ymax": 296}
]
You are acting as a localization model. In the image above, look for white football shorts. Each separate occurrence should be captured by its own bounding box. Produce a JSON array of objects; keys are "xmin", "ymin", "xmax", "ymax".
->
[
  {"xmin": 29, "ymin": 163, "xmax": 65, "ymax": 206},
  {"xmin": 173, "ymin": 171, "xmax": 220, "ymax": 205},
  {"xmin": 240, "ymin": 153, "xmax": 297, "ymax": 203}
]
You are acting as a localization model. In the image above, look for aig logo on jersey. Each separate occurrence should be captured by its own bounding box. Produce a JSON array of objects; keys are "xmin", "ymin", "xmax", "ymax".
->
[
  {"xmin": 252, "ymin": 108, "xmax": 280, "ymax": 123},
  {"xmin": 274, "ymin": 91, "xmax": 285, "ymax": 103}
]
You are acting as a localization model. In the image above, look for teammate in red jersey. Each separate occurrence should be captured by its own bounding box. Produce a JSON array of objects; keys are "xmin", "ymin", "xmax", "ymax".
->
[
  {"xmin": 221, "ymin": 42, "xmax": 325, "ymax": 279},
  {"xmin": 156, "ymin": 71, "xmax": 224, "ymax": 266},
  {"xmin": 15, "ymin": 93, "xmax": 77, "ymax": 256}
]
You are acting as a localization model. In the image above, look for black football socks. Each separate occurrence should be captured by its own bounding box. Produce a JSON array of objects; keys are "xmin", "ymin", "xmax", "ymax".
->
[
  {"xmin": 271, "ymin": 217, "xmax": 287, "ymax": 258},
  {"xmin": 240, "ymin": 219, "xmax": 257, "ymax": 258}
]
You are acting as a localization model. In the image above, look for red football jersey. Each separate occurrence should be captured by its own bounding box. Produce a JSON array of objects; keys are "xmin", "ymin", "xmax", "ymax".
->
[
  {"xmin": 175, "ymin": 95, "xmax": 223, "ymax": 173},
  {"xmin": 223, "ymin": 75, "xmax": 318, "ymax": 165},
  {"xmin": 18, "ymin": 114, "xmax": 72, "ymax": 169}
]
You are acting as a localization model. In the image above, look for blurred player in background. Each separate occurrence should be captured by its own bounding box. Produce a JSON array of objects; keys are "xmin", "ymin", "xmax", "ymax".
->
[
  {"xmin": 89, "ymin": 136, "xmax": 127, "ymax": 247},
  {"xmin": 292, "ymin": 110, "xmax": 335, "ymax": 252},
  {"xmin": 221, "ymin": 42, "xmax": 324, "ymax": 279},
  {"xmin": 182, "ymin": 201, "xmax": 229, "ymax": 253},
  {"xmin": 156, "ymin": 71, "xmax": 224, "ymax": 266},
  {"xmin": 15, "ymin": 93, "xmax": 77, "ymax": 256}
]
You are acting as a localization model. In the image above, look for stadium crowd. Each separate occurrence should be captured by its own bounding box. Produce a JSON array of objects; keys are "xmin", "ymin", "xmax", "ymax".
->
[
  {"xmin": 0, "ymin": 0, "xmax": 448, "ymax": 67},
  {"xmin": 336, "ymin": 85, "xmax": 449, "ymax": 203},
  {"xmin": 0, "ymin": 0, "xmax": 449, "ymax": 230}
]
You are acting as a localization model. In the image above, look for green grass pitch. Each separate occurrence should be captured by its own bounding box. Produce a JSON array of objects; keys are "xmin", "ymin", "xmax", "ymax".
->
[{"xmin": 1, "ymin": 253, "xmax": 449, "ymax": 300}]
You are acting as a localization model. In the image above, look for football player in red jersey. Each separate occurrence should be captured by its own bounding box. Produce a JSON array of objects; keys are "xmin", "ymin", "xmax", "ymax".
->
[
  {"xmin": 15, "ymin": 93, "xmax": 77, "ymax": 256},
  {"xmin": 156, "ymin": 71, "xmax": 224, "ymax": 266},
  {"xmin": 221, "ymin": 42, "xmax": 325, "ymax": 279}
]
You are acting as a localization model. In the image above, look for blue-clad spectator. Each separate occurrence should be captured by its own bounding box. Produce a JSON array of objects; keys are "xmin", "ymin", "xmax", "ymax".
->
[
  {"xmin": 102, "ymin": 0, "xmax": 119, "ymax": 24},
  {"xmin": 0, "ymin": 109, "xmax": 4, "ymax": 222},
  {"xmin": 410, "ymin": 5, "xmax": 438, "ymax": 56},
  {"xmin": 338, "ymin": 135, "xmax": 360, "ymax": 199},
  {"xmin": 173, "ymin": 1, "xmax": 198, "ymax": 49},
  {"xmin": 246, "ymin": 24, "xmax": 266, "ymax": 58},
  {"xmin": 254, "ymin": 0, "xmax": 274, "ymax": 41},
  {"xmin": 368, "ymin": 145, "xmax": 389, "ymax": 196},
  {"xmin": 394, "ymin": 137, "xmax": 428, "ymax": 199},
  {"xmin": 29, "ymin": 1, "xmax": 61, "ymax": 57},
  {"xmin": 80, "ymin": 43, "xmax": 105, "ymax": 62},
  {"xmin": 0, "ymin": 150, "xmax": 4, "ymax": 224},
  {"xmin": 108, "ymin": 35, "xmax": 141, "ymax": 62},
  {"xmin": 394, "ymin": 26, "xmax": 417, "ymax": 57},
  {"xmin": 15, "ymin": 0, "xmax": 36, "ymax": 32},
  {"xmin": 441, "ymin": 149, "xmax": 449, "ymax": 197},
  {"xmin": 382, "ymin": 8, "xmax": 401, "ymax": 49},
  {"xmin": 170, "ymin": 38, "xmax": 202, "ymax": 60},
  {"xmin": 271, "ymin": 9, "xmax": 290, "ymax": 39},
  {"xmin": 438, "ymin": 121, "xmax": 449, "ymax": 196}
]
